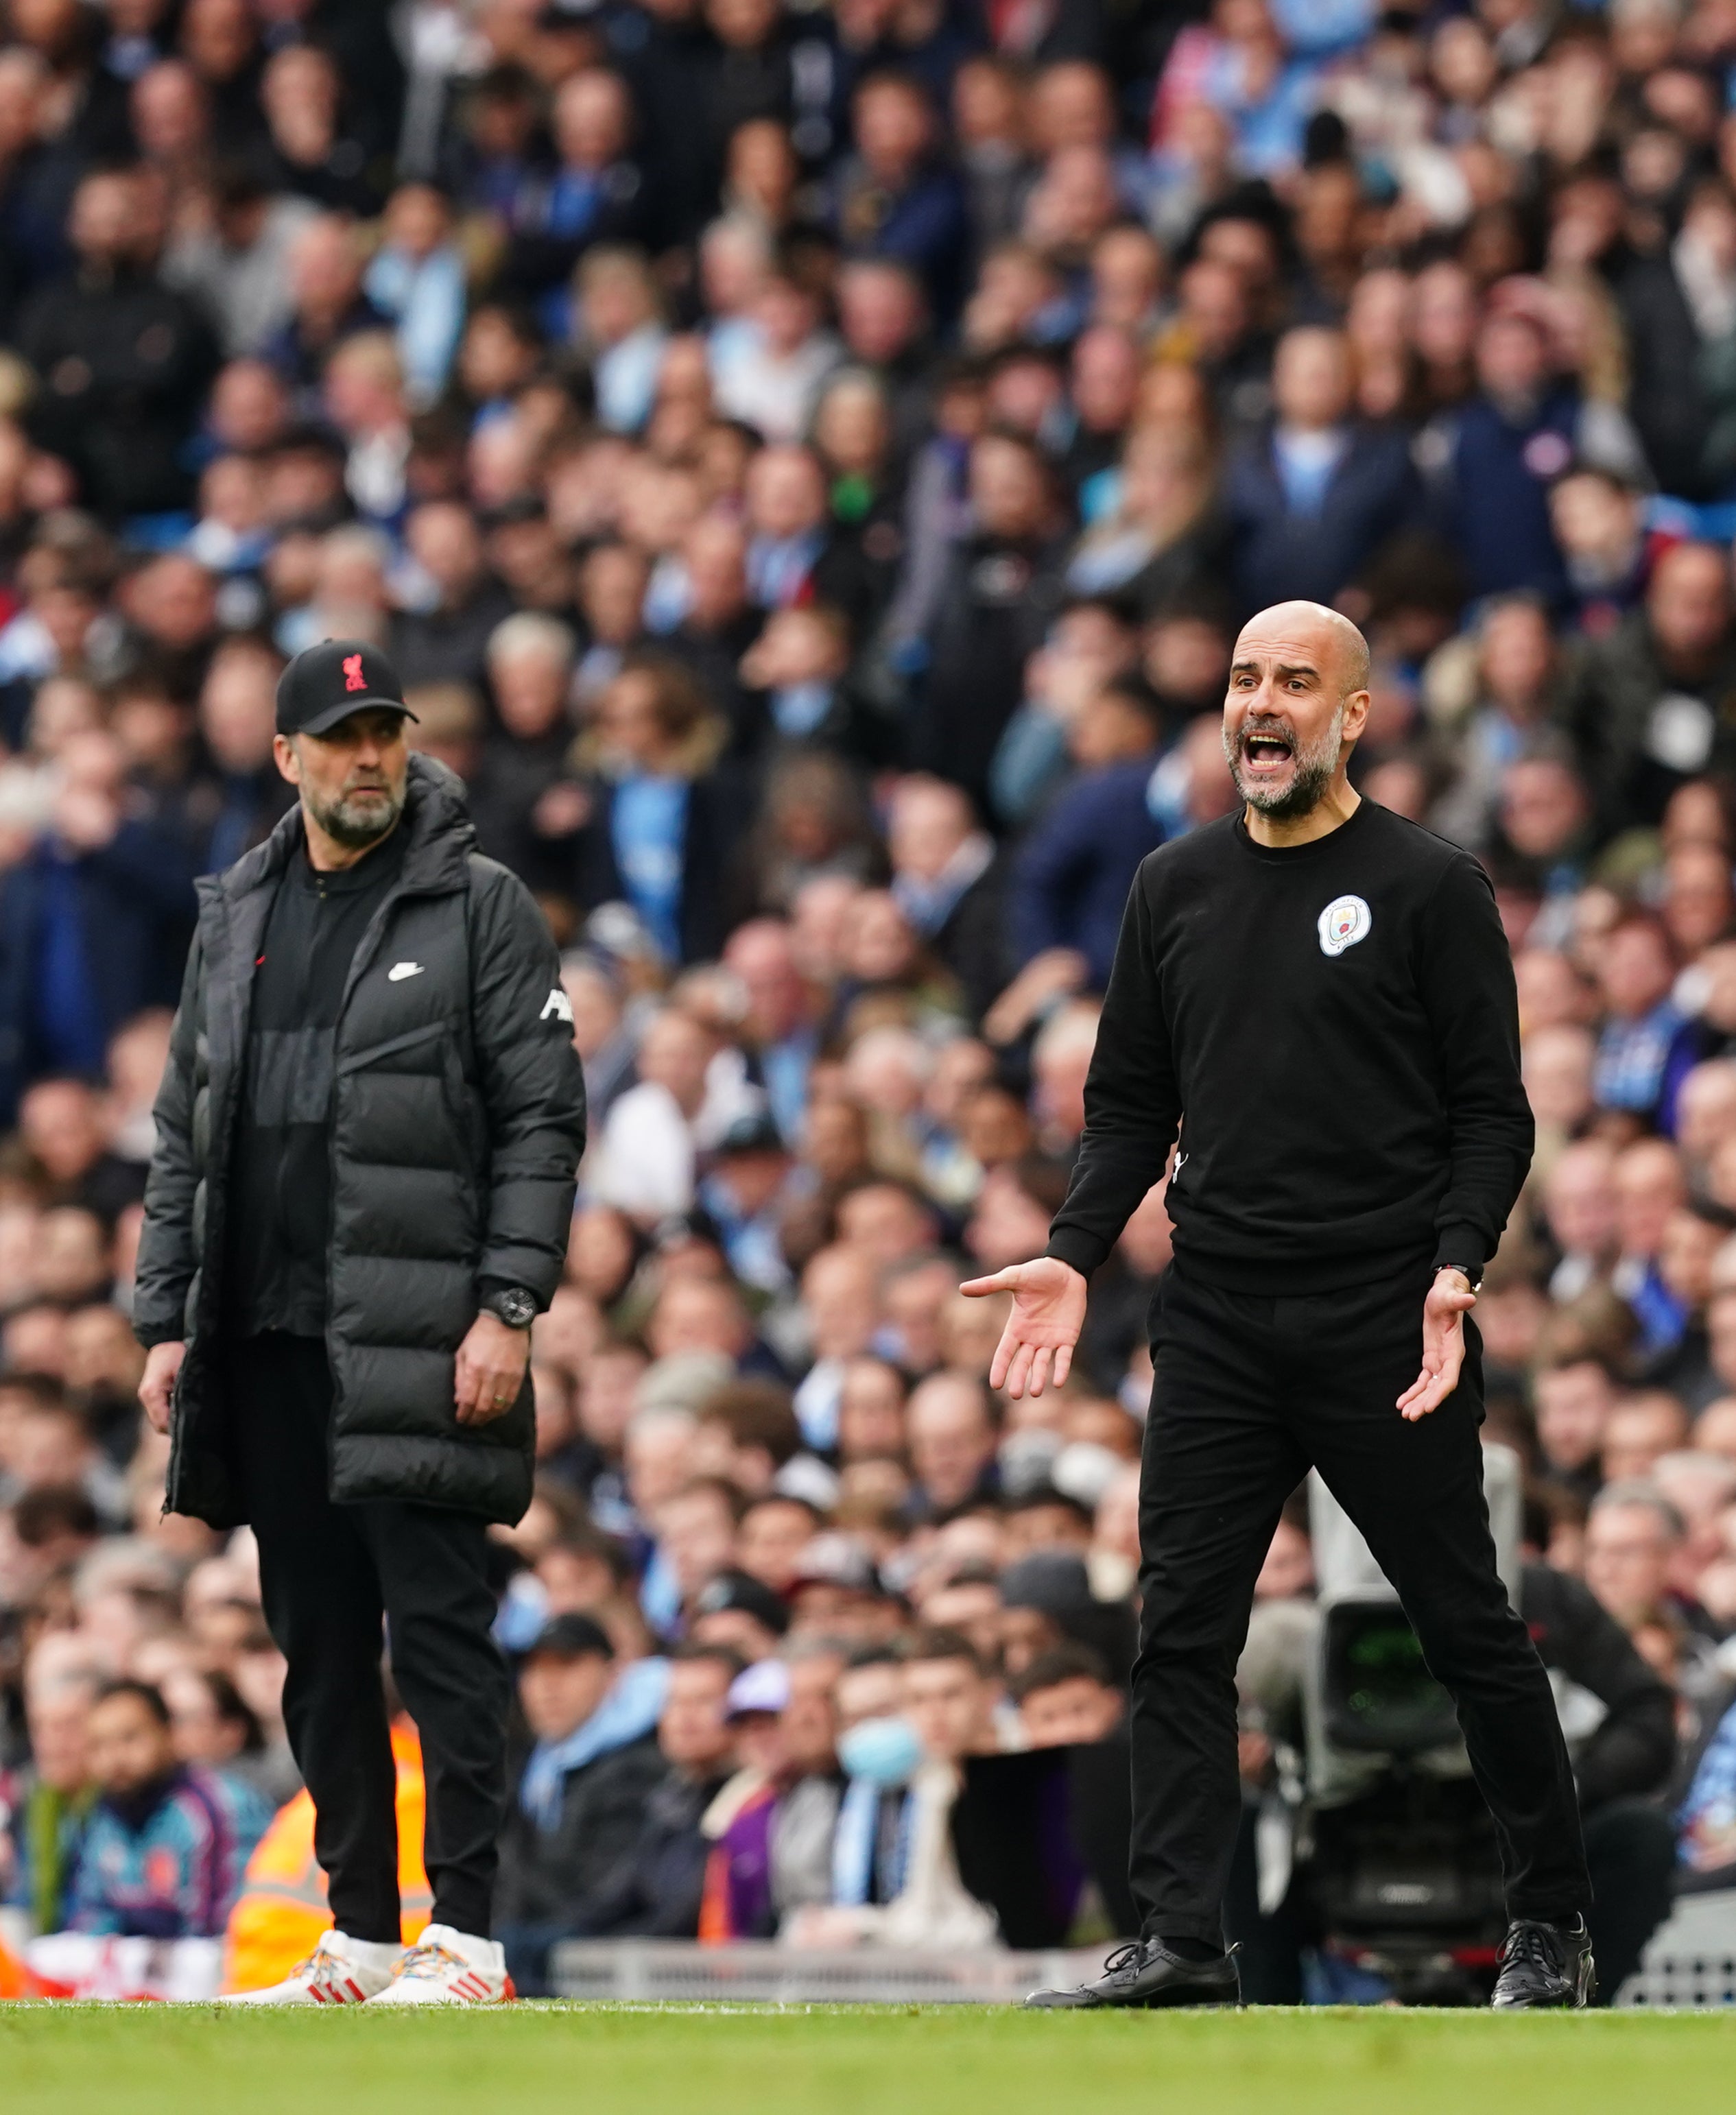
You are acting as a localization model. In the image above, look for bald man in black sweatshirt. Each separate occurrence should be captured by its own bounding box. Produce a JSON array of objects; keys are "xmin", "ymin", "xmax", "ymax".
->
[{"xmin": 966, "ymin": 601, "xmax": 1595, "ymax": 2011}]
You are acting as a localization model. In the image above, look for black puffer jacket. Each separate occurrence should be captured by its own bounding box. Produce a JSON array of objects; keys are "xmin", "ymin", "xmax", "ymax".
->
[{"xmin": 134, "ymin": 756, "xmax": 586, "ymax": 1527}]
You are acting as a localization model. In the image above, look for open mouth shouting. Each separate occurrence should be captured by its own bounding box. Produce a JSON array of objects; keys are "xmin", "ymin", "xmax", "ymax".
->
[{"xmin": 1236, "ymin": 723, "xmax": 1296, "ymax": 780}]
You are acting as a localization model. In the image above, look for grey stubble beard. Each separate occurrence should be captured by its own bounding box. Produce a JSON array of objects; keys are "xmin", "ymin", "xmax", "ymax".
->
[{"xmin": 1224, "ymin": 700, "xmax": 1347, "ymax": 823}]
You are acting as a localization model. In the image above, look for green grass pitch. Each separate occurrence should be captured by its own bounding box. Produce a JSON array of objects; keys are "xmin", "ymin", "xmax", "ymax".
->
[{"xmin": 4, "ymin": 2004, "xmax": 1736, "ymax": 2115}]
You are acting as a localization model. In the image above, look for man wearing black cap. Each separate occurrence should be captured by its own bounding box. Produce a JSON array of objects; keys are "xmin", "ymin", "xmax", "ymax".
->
[
  {"xmin": 495, "ymin": 1615, "xmax": 669, "ymax": 1996},
  {"xmin": 132, "ymin": 638, "xmax": 586, "ymax": 2006}
]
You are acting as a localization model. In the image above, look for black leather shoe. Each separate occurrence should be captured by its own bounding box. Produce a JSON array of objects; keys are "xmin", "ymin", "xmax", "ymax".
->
[
  {"xmin": 1490, "ymin": 1917, "xmax": 1596, "ymax": 2009},
  {"xmin": 1023, "ymin": 1939, "xmax": 1241, "ymax": 2010}
]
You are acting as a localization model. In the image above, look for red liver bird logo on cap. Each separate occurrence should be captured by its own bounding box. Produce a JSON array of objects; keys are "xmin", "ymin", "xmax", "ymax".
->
[{"xmin": 342, "ymin": 652, "xmax": 366, "ymax": 692}]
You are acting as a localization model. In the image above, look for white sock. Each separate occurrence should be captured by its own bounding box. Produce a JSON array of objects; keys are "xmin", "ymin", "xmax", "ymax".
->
[{"xmin": 335, "ymin": 1935, "xmax": 404, "ymax": 1972}]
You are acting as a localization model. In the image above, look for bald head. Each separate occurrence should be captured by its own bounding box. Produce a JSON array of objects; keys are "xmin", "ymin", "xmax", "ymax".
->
[
  {"xmin": 1236, "ymin": 601, "xmax": 1370, "ymax": 699},
  {"xmin": 1223, "ymin": 602, "xmax": 1371, "ymax": 828}
]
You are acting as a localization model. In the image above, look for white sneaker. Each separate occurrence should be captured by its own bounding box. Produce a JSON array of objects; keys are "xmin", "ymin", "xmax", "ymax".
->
[
  {"xmin": 219, "ymin": 1928, "xmax": 403, "ymax": 2005},
  {"xmin": 369, "ymin": 1924, "xmax": 512, "ymax": 2007}
]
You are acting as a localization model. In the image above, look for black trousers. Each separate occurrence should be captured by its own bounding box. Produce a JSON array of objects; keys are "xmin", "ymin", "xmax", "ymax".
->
[
  {"xmin": 1132, "ymin": 1262, "xmax": 1591, "ymax": 1946},
  {"xmin": 228, "ymin": 1333, "xmax": 511, "ymax": 1942}
]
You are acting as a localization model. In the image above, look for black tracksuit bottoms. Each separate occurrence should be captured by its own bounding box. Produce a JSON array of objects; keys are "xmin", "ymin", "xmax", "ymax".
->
[
  {"xmin": 1132, "ymin": 1260, "xmax": 1591, "ymax": 1946},
  {"xmin": 227, "ymin": 1333, "xmax": 512, "ymax": 1944}
]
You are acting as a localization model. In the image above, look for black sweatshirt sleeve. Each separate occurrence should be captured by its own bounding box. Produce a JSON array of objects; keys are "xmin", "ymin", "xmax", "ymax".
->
[
  {"xmin": 1417, "ymin": 855, "xmax": 1535, "ymax": 1282},
  {"xmin": 1045, "ymin": 867, "xmax": 1180, "ymax": 1279}
]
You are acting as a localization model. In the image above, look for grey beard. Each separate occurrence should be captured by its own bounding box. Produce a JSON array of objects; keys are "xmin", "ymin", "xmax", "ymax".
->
[
  {"xmin": 1225, "ymin": 705, "xmax": 1345, "ymax": 822},
  {"xmin": 309, "ymin": 785, "xmax": 403, "ymax": 850}
]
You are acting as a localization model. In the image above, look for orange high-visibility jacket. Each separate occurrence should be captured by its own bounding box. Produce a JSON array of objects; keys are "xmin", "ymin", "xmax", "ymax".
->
[{"xmin": 221, "ymin": 1722, "xmax": 433, "ymax": 1993}]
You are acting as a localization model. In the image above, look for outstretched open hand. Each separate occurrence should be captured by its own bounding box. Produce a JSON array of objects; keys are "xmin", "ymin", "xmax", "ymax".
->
[{"xmin": 960, "ymin": 1255, "xmax": 1089, "ymax": 1400}]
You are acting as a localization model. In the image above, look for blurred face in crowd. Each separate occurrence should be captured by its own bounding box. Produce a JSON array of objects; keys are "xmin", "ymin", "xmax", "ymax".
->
[
  {"xmin": 520, "ymin": 1646, "xmax": 613, "ymax": 1743},
  {"xmin": 26, "ymin": 1683, "xmax": 93, "ymax": 1794},
  {"xmin": 1648, "ymin": 542, "xmax": 1731, "ymax": 667},
  {"xmin": 1534, "ymin": 1360, "xmax": 1615, "ymax": 1474},
  {"xmin": 625, "ymin": 1411, "xmax": 698, "ymax": 1514},
  {"xmin": 277, "ymin": 708, "xmax": 409, "ymax": 855},
  {"xmin": 835, "ymin": 1659, "xmax": 903, "ymax": 1732},
  {"xmin": 1271, "ymin": 328, "xmax": 1352, "ymax": 431},
  {"xmin": 490, "ymin": 634, "xmax": 574, "ymax": 742},
  {"xmin": 86, "ymin": 1688, "xmax": 176, "ymax": 1800},
  {"xmin": 659, "ymin": 1657, "xmax": 737, "ymax": 1775},
  {"xmin": 1664, "ymin": 847, "xmax": 1734, "ymax": 955},
  {"xmin": 637, "ymin": 1008, "xmax": 713, "ymax": 1114},
  {"xmin": 1523, "ymin": 1023, "xmax": 1594, "ymax": 1130},
  {"xmin": 903, "ymin": 1649, "xmax": 994, "ymax": 1763},
  {"xmin": 20, "ymin": 1079, "xmax": 106, "ymax": 1182},
  {"xmin": 1678, "ymin": 1061, "xmax": 1736, "ymax": 1172},
  {"xmin": 1020, "ymin": 1673, "xmax": 1121, "ymax": 1749},
  {"xmin": 781, "ymin": 1652, "xmax": 843, "ymax": 1773},
  {"xmin": 160, "ymin": 1669, "xmax": 246, "ymax": 1766},
  {"xmin": 835, "ymin": 1182, "xmax": 934, "ymax": 1269},
  {"xmin": 888, "ymin": 777, "xmax": 975, "ymax": 882},
  {"xmin": 70, "ymin": 171, "xmax": 139, "ymax": 268},
  {"xmin": 1614, "ymin": 1138, "xmax": 1686, "ymax": 1260},
  {"xmin": 746, "ymin": 446, "xmax": 827, "ymax": 541},
  {"xmin": 802, "ymin": 1245, "xmax": 879, "ymax": 1360},
  {"xmin": 1475, "ymin": 312, "xmax": 1549, "ymax": 406},
  {"xmin": 1602, "ymin": 1394, "xmax": 1689, "ymax": 1483},
  {"xmin": 723, "ymin": 921, "xmax": 807, "ymax": 1042},
  {"xmin": 201, "ymin": 643, "xmax": 281, "ymax": 774},
  {"xmin": 1585, "ymin": 1501, "xmax": 1676, "ymax": 1630},
  {"xmin": 1544, "ymin": 1141, "xmax": 1618, "ymax": 1260},
  {"xmin": 555, "ymin": 70, "xmax": 630, "ymax": 169},
  {"xmin": 648, "ymin": 1278, "xmax": 750, "ymax": 1362},
  {"xmin": 837, "ymin": 261, "xmax": 924, "ymax": 363},
  {"xmin": 969, "ymin": 435, "xmax": 1049, "ymax": 542},
  {"xmin": 1661, "ymin": 1208, "xmax": 1725, "ymax": 1311},
  {"xmin": 922, "ymin": 1580, "xmax": 1003, "ymax": 1665},
  {"xmin": 656, "ymin": 1484, "xmax": 739, "ymax": 1597},
  {"xmin": 737, "ymin": 1498, "xmax": 817, "ymax": 1592},
  {"xmin": 1599, "ymin": 920, "xmax": 1675, "ymax": 1023},
  {"xmin": 837, "ymin": 1357, "xmax": 907, "ymax": 1460},
  {"xmin": 907, "ymin": 1374, "xmax": 995, "ymax": 1508}
]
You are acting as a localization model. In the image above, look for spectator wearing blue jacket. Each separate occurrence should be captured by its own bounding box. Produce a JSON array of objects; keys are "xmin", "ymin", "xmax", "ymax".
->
[
  {"xmin": 0, "ymin": 728, "xmax": 198, "ymax": 1125},
  {"xmin": 1011, "ymin": 678, "xmax": 1164, "ymax": 992},
  {"xmin": 1430, "ymin": 306, "xmax": 1649, "ymax": 608},
  {"xmin": 833, "ymin": 75, "xmax": 969, "ymax": 324},
  {"xmin": 69, "ymin": 1682, "xmax": 269, "ymax": 1939},
  {"xmin": 1223, "ymin": 325, "xmax": 1421, "ymax": 618}
]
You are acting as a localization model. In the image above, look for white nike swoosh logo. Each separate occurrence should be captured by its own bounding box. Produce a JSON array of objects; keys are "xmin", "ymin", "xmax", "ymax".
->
[{"xmin": 387, "ymin": 962, "xmax": 425, "ymax": 982}]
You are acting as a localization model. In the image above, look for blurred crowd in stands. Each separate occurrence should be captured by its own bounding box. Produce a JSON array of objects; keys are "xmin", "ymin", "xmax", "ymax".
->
[{"xmin": 12, "ymin": 0, "xmax": 1736, "ymax": 1998}]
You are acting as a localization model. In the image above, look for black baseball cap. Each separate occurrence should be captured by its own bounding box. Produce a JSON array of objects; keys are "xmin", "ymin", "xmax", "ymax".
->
[
  {"xmin": 693, "ymin": 1568, "xmax": 791, "ymax": 1638},
  {"xmin": 276, "ymin": 638, "xmax": 419, "ymax": 738},
  {"xmin": 525, "ymin": 1613, "xmax": 615, "ymax": 1662},
  {"xmin": 716, "ymin": 1110, "xmax": 785, "ymax": 1158}
]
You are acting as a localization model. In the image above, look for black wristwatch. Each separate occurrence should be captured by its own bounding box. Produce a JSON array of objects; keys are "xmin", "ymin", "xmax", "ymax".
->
[
  {"xmin": 482, "ymin": 1287, "xmax": 538, "ymax": 1330},
  {"xmin": 1436, "ymin": 1264, "xmax": 1481, "ymax": 1291}
]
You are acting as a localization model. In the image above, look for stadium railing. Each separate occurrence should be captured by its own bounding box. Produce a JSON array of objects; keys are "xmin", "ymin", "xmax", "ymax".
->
[{"xmin": 549, "ymin": 1941, "xmax": 1105, "ymax": 2004}]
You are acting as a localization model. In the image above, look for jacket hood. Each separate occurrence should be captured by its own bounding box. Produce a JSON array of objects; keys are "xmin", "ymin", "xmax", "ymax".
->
[{"xmin": 209, "ymin": 751, "xmax": 476, "ymax": 903}]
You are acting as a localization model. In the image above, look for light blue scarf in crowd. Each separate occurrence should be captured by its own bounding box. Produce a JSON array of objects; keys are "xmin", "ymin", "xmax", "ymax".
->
[{"xmin": 519, "ymin": 1656, "xmax": 671, "ymax": 1830}]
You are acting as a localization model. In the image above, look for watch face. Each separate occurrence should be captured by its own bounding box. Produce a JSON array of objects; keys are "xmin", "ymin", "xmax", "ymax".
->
[{"xmin": 496, "ymin": 1289, "xmax": 536, "ymax": 1328}]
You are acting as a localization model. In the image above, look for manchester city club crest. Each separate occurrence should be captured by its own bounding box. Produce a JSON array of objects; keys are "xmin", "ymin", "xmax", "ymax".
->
[{"xmin": 1318, "ymin": 893, "xmax": 1372, "ymax": 958}]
